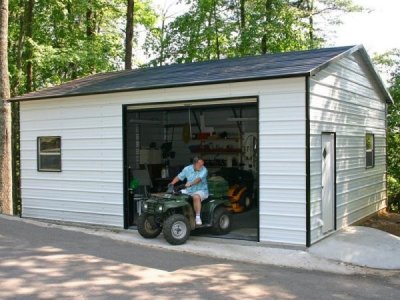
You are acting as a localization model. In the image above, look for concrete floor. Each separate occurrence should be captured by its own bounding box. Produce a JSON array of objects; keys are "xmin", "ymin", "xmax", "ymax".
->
[
  {"xmin": 309, "ymin": 226, "xmax": 400, "ymax": 270},
  {"xmin": 193, "ymin": 207, "xmax": 258, "ymax": 241}
]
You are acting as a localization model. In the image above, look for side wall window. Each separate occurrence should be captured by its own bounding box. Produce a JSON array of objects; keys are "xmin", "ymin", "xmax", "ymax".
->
[
  {"xmin": 365, "ymin": 133, "xmax": 375, "ymax": 168},
  {"xmin": 37, "ymin": 136, "xmax": 62, "ymax": 172}
]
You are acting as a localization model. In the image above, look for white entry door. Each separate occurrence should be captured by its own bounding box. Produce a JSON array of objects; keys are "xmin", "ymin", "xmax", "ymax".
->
[{"xmin": 321, "ymin": 133, "xmax": 335, "ymax": 234}]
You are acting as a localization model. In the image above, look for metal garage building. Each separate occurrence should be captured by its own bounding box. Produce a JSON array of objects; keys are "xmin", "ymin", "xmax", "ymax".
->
[{"xmin": 11, "ymin": 45, "xmax": 392, "ymax": 247}]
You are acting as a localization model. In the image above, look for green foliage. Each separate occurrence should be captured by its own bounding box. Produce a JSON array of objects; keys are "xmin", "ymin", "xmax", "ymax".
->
[
  {"xmin": 388, "ymin": 176, "xmax": 400, "ymax": 212},
  {"xmin": 238, "ymin": 0, "xmax": 312, "ymax": 55},
  {"xmin": 289, "ymin": 0, "xmax": 363, "ymax": 45},
  {"xmin": 145, "ymin": 0, "xmax": 361, "ymax": 66},
  {"xmin": 8, "ymin": 0, "xmax": 362, "ymax": 88},
  {"xmin": 374, "ymin": 49, "xmax": 400, "ymax": 212},
  {"xmin": 146, "ymin": 0, "xmax": 312, "ymax": 65},
  {"xmin": 8, "ymin": 0, "xmax": 156, "ymax": 97}
]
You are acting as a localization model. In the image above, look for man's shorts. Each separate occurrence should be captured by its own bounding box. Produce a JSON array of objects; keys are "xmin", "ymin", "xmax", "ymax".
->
[{"xmin": 181, "ymin": 190, "xmax": 209, "ymax": 201}]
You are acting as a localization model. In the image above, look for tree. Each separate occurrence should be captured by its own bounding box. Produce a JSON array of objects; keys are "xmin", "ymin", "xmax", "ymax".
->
[
  {"xmin": 152, "ymin": 0, "xmax": 313, "ymax": 64},
  {"xmin": 144, "ymin": 3, "xmax": 175, "ymax": 66},
  {"xmin": 125, "ymin": 0, "xmax": 134, "ymax": 69},
  {"xmin": 8, "ymin": 0, "xmax": 127, "ymax": 96},
  {"xmin": 0, "ymin": 0, "xmax": 13, "ymax": 215},
  {"xmin": 24, "ymin": 0, "xmax": 34, "ymax": 92},
  {"xmin": 242, "ymin": 0, "xmax": 311, "ymax": 55},
  {"xmin": 374, "ymin": 50, "xmax": 400, "ymax": 212},
  {"xmin": 289, "ymin": 0, "xmax": 363, "ymax": 48}
]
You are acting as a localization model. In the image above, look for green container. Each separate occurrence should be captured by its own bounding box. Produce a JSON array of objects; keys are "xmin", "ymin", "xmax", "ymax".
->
[{"xmin": 208, "ymin": 176, "xmax": 229, "ymax": 198}]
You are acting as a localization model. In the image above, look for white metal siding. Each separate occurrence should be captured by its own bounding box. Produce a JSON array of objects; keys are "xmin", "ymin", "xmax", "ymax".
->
[
  {"xmin": 20, "ymin": 77, "xmax": 306, "ymax": 245},
  {"xmin": 309, "ymin": 54, "xmax": 387, "ymax": 243},
  {"xmin": 259, "ymin": 88, "xmax": 306, "ymax": 245}
]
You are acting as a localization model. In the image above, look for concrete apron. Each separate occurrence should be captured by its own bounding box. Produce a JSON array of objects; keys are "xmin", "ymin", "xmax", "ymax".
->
[
  {"xmin": 1, "ymin": 215, "xmax": 398, "ymax": 275},
  {"xmin": 309, "ymin": 226, "xmax": 400, "ymax": 270}
]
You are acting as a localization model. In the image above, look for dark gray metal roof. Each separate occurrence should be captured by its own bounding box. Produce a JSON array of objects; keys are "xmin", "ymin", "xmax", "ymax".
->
[{"xmin": 10, "ymin": 45, "xmax": 393, "ymax": 103}]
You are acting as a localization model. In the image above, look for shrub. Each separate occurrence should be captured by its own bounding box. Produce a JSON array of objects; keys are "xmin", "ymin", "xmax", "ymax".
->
[{"xmin": 388, "ymin": 175, "xmax": 400, "ymax": 212}]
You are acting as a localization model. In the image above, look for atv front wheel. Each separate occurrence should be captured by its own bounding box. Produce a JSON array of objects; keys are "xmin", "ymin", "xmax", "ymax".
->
[
  {"xmin": 137, "ymin": 213, "xmax": 162, "ymax": 239},
  {"xmin": 211, "ymin": 207, "xmax": 231, "ymax": 235},
  {"xmin": 163, "ymin": 214, "xmax": 190, "ymax": 245}
]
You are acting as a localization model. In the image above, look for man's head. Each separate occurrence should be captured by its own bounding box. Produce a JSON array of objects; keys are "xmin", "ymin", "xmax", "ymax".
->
[{"xmin": 193, "ymin": 156, "xmax": 204, "ymax": 171}]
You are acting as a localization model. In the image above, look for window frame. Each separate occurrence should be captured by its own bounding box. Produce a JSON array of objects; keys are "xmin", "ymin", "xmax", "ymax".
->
[
  {"xmin": 37, "ymin": 136, "xmax": 62, "ymax": 172},
  {"xmin": 365, "ymin": 133, "xmax": 375, "ymax": 169}
]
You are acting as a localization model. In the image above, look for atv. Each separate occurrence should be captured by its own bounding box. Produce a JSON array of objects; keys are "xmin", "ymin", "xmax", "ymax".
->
[{"xmin": 137, "ymin": 185, "xmax": 232, "ymax": 245}]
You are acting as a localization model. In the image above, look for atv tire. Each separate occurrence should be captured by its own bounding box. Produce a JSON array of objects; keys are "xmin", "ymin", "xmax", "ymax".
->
[
  {"xmin": 211, "ymin": 207, "xmax": 231, "ymax": 235},
  {"xmin": 163, "ymin": 214, "xmax": 190, "ymax": 245},
  {"xmin": 137, "ymin": 213, "xmax": 162, "ymax": 239}
]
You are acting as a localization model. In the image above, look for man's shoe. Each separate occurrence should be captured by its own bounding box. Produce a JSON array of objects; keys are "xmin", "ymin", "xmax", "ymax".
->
[{"xmin": 195, "ymin": 217, "xmax": 202, "ymax": 226}]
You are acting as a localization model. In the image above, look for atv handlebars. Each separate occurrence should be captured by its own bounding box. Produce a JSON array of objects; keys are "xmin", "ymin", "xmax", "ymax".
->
[
  {"xmin": 167, "ymin": 183, "xmax": 174, "ymax": 194},
  {"xmin": 167, "ymin": 183, "xmax": 186, "ymax": 195}
]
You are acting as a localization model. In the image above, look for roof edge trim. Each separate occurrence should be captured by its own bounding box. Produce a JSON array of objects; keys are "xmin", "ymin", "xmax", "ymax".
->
[{"xmin": 9, "ymin": 73, "xmax": 308, "ymax": 102}]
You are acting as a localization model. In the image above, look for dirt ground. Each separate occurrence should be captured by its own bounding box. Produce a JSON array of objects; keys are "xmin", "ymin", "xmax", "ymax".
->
[{"xmin": 360, "ymin": 210, "xmax": 400, "ymax": 237}]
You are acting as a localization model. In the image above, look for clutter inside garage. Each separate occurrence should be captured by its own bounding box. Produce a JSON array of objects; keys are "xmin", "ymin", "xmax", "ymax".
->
[{"xmin": 125, "ymin": 101, "xmax": 258, "ymax": 241}]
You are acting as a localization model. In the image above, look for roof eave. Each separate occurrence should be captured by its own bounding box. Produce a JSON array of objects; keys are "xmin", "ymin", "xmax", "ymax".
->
[{"xmin": 9, "ymin": 72, "xmax": 309, "ymax": 102}]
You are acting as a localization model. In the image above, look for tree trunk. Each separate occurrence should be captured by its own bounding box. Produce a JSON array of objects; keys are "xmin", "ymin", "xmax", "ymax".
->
[
  {"xmin": 307, "ymin": 0, "xmax": 315, "ymax": 48},
  {"xmin": 239, "ymin": 0, "xmax": 246, "ymax": 55},
  {"xmin": 207, "ymin": 10, "xmax": 212, "ymax": 60},
  {"xmin": 25, "ymin": 0, "xmax": 33, "ymax": 92},
  {"xmin": 159, "ymin": 17, "xmax": 165, "ymax": 66},
  {"xmin": 0, "ymin": 0, "xmax": 13, "ymax": 215},
  {"xmin": 240, "ymin": 0, "xmax": 245, "ymax": 28},
  {"xmin": 13, "ymin": 0, "xmax": 25, "ymax": 95},
  {"xmin": 125, "ymin": 0, "xmax": 134, "ymax": 70},
  {"xmin": 213, "ymin": 0, "xmax": 220, "ymax": 60},
  {"xmin": 86, "ymin": 9, "xmax": 95, "ymax": 37},
  {"xmin": 261, "ymin": 0, "xmax": 273, "ymax": 54}
]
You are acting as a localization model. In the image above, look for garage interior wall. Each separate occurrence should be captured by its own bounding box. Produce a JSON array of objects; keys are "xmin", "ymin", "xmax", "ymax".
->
[
  {"xmin": 126, "ymin": 107, "xmax": 258, "ymax": 169},
  {"xmin": 19, "ymin": 78, "xmax": 307, "ymax": 246},
  {"xmin": 309, "ymin": 54, "xmax": 387, "ymax": 243}
]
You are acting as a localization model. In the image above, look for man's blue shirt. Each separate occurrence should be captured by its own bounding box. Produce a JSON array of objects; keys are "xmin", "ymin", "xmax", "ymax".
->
[{"xmin": 177, "ymin": 164, "xmax": 208, "ymax": 194}]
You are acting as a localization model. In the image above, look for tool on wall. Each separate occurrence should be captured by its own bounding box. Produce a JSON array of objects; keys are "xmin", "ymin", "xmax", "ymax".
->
[
  {"xmin": 243, "ymin": 133, "xmax": 257, "ymax": 171},
  {"xmin": 161, "ymin": 125, "xmax": 175, "ymax": 159}
]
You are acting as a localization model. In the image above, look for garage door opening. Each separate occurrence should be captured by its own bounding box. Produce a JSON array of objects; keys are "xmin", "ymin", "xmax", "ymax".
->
[{"xmin": 123, "ymin": 98, "xmax": 259, "ymax": 241}]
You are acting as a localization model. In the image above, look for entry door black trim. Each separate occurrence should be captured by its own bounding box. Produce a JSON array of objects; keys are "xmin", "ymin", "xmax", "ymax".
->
[{"xmin": 321, "ymin": 132, "xmax": 337, "ymax": 231}]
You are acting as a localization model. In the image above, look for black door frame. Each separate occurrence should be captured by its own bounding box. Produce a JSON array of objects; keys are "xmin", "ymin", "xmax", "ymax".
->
[{"xmin": 122, "ymin": 96, "xmax": 260, "ymax": 242}]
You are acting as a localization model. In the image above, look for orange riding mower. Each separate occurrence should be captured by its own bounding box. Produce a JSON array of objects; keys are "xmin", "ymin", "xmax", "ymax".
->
[{"xmin": 208, "ymin": 168, "xmax": 255, "ymax": 213}]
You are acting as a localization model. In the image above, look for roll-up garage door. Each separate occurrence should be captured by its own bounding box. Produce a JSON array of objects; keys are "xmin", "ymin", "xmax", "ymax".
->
[{"xmin": 126, "ymin": 98, "xmax": 257, "ymax": 111}]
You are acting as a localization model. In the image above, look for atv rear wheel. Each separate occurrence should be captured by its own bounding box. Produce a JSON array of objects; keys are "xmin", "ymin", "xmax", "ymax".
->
[
  {"xmin": 211, "ymin": 207, "xmax": 231, "ymax": 235},
  {"xmin": 137, "ymin": 213, "xmax": 162, "ymax": 239},
  {"xmin": 239, "ymin": 194, "xmax": 252, "ymax": 211},
  {"xmin": 163, "ymin": 214, "xmax": 190, "ymax": 245}
]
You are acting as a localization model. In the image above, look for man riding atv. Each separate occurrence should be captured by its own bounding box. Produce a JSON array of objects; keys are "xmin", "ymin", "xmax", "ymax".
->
[
  {"xmin": 138, "ymin": 156, "xmax": 231, "ymax": 245},
  {"xmin": 169, "ymin": 156, "xmax": 208, "ymax": 226}
]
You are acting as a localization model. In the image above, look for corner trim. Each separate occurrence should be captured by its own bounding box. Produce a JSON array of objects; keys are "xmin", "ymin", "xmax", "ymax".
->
[
  {"xmin": 122, "ymin": 106, "xmax": 129, "ymax": 229},
  {"xmin": 305, "ymin": 76, "xmax": 311, "ymax": 247}
]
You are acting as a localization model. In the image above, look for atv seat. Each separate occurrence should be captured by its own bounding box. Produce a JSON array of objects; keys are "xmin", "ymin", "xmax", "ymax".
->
[
  {"xmin": 201, "ymin": 196, "xmax": 213, "ymax": 204},
  {"xmin": 185, "ymin": 195, "xmax": 213, "ymax": 207}
]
